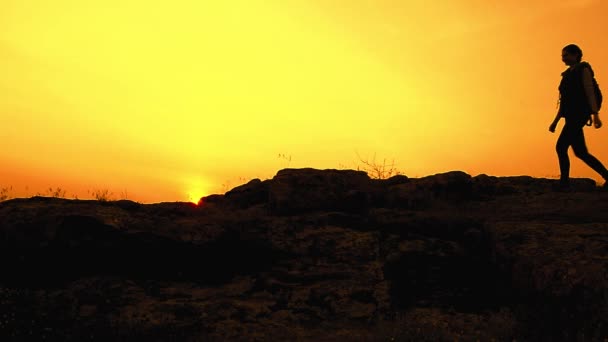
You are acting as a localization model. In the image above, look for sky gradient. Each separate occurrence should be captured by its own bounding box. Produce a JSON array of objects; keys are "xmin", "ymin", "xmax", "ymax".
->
[{"xmin": 1, "ymin": 0, "xmax": 608, "ymax": 203}]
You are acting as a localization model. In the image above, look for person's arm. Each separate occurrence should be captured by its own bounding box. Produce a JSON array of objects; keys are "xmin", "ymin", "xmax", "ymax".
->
[
  {"xmin": 552, "ymin": 111, "xmax": 562, "ymax": 122},
  {"xmin": 549, "ymin": 108, "xmax": 562, "ymax": 132}
]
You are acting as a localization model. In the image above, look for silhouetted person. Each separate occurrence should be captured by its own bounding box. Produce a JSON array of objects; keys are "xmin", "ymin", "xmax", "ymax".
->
[{"xmin": 549, "ymin": 44, "xmax": 608, "ymax": 190}]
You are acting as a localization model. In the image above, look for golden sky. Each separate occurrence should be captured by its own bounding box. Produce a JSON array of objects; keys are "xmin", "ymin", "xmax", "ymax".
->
[{"xmin": 1, "ymin": 0, "xmax": 608, "ymax": 203}]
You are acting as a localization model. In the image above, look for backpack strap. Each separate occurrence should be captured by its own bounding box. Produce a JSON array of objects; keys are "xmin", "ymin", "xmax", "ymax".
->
[{"xmin": 579, "ymin": 61, "xmax": 595, "ymax": 76}]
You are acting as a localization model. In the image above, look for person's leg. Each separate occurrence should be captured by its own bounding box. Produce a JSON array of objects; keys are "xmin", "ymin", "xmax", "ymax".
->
[
  {"xmin": 556, "ymin": 122, "xmax": 573, "ymax": 185},
  {"xmin": 571, "ymin": 126, "xmax": 608, "ymax": 181}
]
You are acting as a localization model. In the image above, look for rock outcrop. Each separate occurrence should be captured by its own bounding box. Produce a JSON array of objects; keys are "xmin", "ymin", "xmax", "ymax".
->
[{"xmin": 0, "ymin": 168, "xmax": 607, "ymax": 341}]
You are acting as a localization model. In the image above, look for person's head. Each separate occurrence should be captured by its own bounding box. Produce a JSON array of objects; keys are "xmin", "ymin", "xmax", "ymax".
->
[{"xmin": 562, "ymin": 44, "xmax": 583, "ymax": 66}]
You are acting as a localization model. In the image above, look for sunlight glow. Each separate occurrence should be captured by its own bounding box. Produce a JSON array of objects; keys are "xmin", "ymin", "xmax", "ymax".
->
[{"xmin": 185, "ymin": 177, "xmax": 213, "ymax": 204}]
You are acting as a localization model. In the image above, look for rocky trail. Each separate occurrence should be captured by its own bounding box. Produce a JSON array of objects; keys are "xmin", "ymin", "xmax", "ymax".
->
[{"xmin": 1, "ymin": 168, "xmax": 607, "ymax": 341}]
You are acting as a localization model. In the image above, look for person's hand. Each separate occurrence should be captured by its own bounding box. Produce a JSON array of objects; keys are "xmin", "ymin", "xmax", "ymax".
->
[
  {"xmin": 549, "ymin": 121, "xmax": 558, "ymax": 133},
  {"xmin": 593, "ymin": 114, "xmax": 602, "ymax": 129}
]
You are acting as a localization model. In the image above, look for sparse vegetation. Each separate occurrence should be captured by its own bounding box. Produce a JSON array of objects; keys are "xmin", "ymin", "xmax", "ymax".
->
[
  {"xmin": 0, "ymin": 186, "xmax": 12, "ymax": 202},
  {"xmin": 1, "ymin": 150, "xmax": 405, "ymax": 203},
  {"xmin": 218, "ymin": 151, "xmax": 404, "ymax": 194},
  {"xmin": 34, "ymin": 187, "xmax": 67, "ymax": 198},
  {"xmin": 0, "ymin": 184, "xmax": 132, "ymax": 202},
  {"xmin": 277, "ymin": 153, "xmax": 292, "ymax": 168},
  {"xmin": 355, "ymin": 152, "xmax": 402, "ymax": 179},
  {"xmin": 90, "ymin": 189, "xmax": 114, "ymax": 202}
]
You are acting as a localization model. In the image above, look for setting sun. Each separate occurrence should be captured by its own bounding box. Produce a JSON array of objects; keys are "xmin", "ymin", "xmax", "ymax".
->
[
  {"xmin": 184, "ymin": 177, "xmax": 213, "ymax": 204},
  {"xmin": 188, "ymin": 191, "xmax": 207, "ymax": 205}
]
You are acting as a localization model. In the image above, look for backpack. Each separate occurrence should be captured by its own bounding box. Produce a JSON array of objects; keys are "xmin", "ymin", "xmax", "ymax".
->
[
  {"xmin": 582, "ymin": 62, "xmax": 603, "ymax": 108},
  {"xmin": 579, "ymin": 62, "xmax": 602, "ymax": 125}
]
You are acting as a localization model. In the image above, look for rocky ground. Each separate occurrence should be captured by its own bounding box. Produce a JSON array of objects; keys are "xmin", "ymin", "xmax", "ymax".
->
[{"xmin": 1, "ymin": 168, "xmax": 608, "ymax": 341}]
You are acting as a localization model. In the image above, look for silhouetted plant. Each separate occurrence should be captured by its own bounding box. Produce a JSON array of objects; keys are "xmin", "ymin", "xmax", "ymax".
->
[
  {"xmin": 0, "ymin": 186, "xmax": 12, "ymax": 201},
  {"xmin": 47, "ymin": 187, "xmax": 66, "ymax": 198},
  {"xmin": 355, "ymin": 152, "xmax": 402, "ymax": 179},
  {"xmin": 90, "ymin": 189, "xmax": 113, "ymax": 202},
  {"xmin": 33, "ymin": 187, "xmax": 67, "ymax": 198},
  {"xmin": 277, "ymin": 153, "xmax": 292, "ymax": 168}
]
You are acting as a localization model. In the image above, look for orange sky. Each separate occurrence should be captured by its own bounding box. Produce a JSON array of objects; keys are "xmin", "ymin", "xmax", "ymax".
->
[{"xmin": 1, "ymin": 0, "xmax": 608, "ymax": 203}]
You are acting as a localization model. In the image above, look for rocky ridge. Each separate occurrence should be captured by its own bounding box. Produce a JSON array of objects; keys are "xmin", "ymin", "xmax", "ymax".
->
[{"xmin": 0, "ymin": 168, "xmax": 607, "ymax": 341}]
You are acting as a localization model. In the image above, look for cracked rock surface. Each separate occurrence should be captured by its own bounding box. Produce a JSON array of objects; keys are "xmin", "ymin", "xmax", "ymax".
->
[{"xmin": 1, "ymin": 168, "xmax": 607, "ymax": 341}]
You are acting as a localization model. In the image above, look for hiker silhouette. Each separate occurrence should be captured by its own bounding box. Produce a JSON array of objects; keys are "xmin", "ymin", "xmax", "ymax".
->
[{"xmin": 549, "ymin": 44, "xmax": 608, "ymax": 189}]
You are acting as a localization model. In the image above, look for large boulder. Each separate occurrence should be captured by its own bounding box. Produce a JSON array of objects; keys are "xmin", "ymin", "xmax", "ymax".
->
[
  {"xmin": 268, "ymin": 168, "xmax": 373, "ymax": 215},
  {"xmin": 386, "ymin": 171, "xmax": 472, "ymax": 208},
  {"xmin": 223, "ymin": 178, "xmax": 270, "ymax": 209},
  {"xmin": 200, "ymin": 179, "xmax": 270, "ymax": 209}
]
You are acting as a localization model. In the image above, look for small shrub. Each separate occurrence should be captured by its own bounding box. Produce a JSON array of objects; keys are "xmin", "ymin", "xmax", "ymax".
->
[
  {"xmin": 277, "ymin": 153, "xmax": 292, "ymax": 168},
  {"xmin": 0, "ymin": 186, "xmax": 12, "ymax": 201},
  {"xmin": 47, "ymin": 187, "xmax": 66, "ymax": 198},
  {"xmin": 33, "ymin": 187, "xmax": 68, "ymax": 198},
  {"xmin": 355, "ymin": 152, "xmax": 402, "ymax": 179},
  {"xmin": 90, "ymin": 189, "xmax": 113, "ymax": 202}
]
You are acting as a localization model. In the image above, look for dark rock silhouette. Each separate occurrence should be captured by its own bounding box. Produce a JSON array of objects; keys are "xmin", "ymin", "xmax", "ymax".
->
[{"xmin": 0, "ymin": 168, "xmax": 607, "ymax": 340}]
